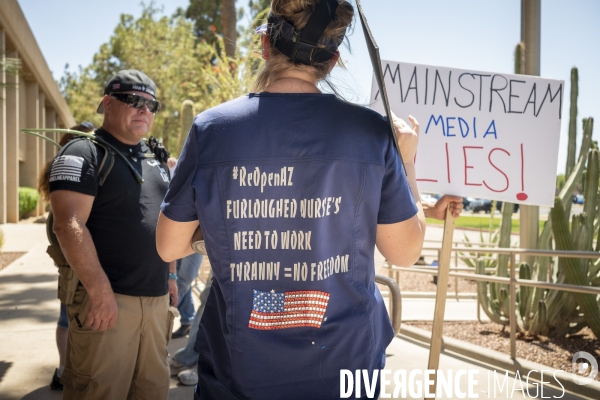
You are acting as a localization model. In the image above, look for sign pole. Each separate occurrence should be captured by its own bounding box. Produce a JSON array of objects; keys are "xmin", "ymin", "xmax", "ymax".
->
[
  {"xmin": 426, "ymin": 206, "xmax": 456, "ymax": 398},
  {"xmin": 354, "ymin": 3, "xmax": 458, "ymax": 395},
  {"xmin": 355, "ymin": 0, "xmax": 405, "ymax": 166}
]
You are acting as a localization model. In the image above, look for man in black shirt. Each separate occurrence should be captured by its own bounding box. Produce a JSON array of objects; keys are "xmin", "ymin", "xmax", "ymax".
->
[{"xmin": 49, "ymin": 70, "xmax": 177, "ymax": 400}]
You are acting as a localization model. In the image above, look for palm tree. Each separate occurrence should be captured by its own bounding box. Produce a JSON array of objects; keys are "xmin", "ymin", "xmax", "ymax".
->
[{"xmin": 222, "ymin": 0, "xmax": 237, "ymax": 57}]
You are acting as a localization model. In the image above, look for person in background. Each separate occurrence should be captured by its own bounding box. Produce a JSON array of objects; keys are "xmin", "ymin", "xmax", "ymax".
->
[
  {"xmin": 37, "ymin": 121, "xmax": 95, "ymax": 391},
  {"xmin": 168, "ymin": 272, "xmax": 212, "ymax": 386},
  {"xmin": 423, "ymin": 195, "xmax": 463, "ymax": 220},
  {"xmin": 171, "ymin": 252, "xmax": 204, "ymax": 340}
]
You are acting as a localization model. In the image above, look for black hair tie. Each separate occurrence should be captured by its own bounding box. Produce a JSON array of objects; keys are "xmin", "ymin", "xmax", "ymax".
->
[{"xmin": 269, "ymin": 0, "xmax": 340, "ymax": 65}]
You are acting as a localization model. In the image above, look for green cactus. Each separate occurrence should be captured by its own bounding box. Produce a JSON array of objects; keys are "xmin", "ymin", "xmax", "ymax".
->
[
  {"xmin": 565, "ymin": 67, "xmax": 579, "ymax": 179},
  {"xmin": 518, "ymin": 146, "xmax": 597, "ymax": 338},
  {"xmin": 177, "ymin": 100, "xmax": 196, "ymax": 156},
  {"xmin": 475, "ymin": 61, "xmax": 599, "ymax": 338},
  {"xmin": 477, "ymin": 258, "xmax": 508, "ymax": 325},
  {"xmin": 514, "ymin": 42, "xmax": 525, "ymax": 76},
  {"xmin": 550, "ymin": 194, "xmax": 600, "ymax": 339},
  {"xmin": 529, "ymin": 300, "xmax": 547, "ymax": 335},
  {"xmin": 515, "ymin": 263, "xmax": 531, "ymax": 331},
  {"xmin": 475, "ymin": 43, "xmax": 530, "ymax": 329},
  {"xmin": 565, "ymin": 68, "xmax": 579, "ymax": 218}
]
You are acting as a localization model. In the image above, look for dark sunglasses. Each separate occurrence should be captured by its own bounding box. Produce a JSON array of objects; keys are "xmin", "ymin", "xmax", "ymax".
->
[{"xmin": 110, "ymin": 93, "xmax": 161, "ymax": 113}]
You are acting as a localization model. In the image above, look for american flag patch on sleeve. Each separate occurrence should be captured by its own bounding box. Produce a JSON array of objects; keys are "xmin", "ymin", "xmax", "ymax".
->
[
  {"xmin": 49, "ymin": 155, "xmax": 84, "ymax": 183},
  {"xmin": 248, "ymin": 289, "xmax": 330, "ymax": 330}
]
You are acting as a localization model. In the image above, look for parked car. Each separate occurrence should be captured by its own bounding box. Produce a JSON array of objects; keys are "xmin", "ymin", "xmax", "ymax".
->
[
  {"xmin": 469, "ymin": 199, "xmax": 493, "ymax": 213},
  {"xmin": 573, "ymin": 194, "xmax": 584, "ymax": 204},
  {"xmin": 469, "ymin": 199, "xmax": 519, "ymax": 214},
  {"xmin": 496, "ymin": 201, "xmax": 520, "ymax": 213},
  {"xmin": 462, "ymin": 197, "xmax": 477, "ymax": 210}
]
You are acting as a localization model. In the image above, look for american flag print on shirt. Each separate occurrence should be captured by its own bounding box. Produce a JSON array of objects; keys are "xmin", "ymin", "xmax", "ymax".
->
[
  {"xmin": 49, "ymin": 155, "xmax": 84, "ymax": 183},
  {"xmin": 249, "ymin": 289, "xmax": 330, "ymax": 330}
]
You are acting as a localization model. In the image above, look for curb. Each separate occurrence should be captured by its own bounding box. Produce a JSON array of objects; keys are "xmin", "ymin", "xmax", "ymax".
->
[{"xmin": 399, "ymin": 324, "xmax": 600, "ymax": 400}]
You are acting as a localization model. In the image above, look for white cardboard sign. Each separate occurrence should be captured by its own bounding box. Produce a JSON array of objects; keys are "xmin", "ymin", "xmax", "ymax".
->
[{"xmin": 370, "ymin": 60, "xmax": 564, "ymax": 207}]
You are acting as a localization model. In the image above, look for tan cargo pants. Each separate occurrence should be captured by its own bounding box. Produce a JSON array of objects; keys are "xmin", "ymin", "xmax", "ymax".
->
[{"xmin": 62, "ymin": 287, "xmax": 175, "ymax": 400}]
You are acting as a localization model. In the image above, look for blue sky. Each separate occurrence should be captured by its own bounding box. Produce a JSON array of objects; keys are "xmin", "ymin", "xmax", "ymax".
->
[{"xmin": 17, "ymin": 0, "xmax": 600, "ymax": 174}]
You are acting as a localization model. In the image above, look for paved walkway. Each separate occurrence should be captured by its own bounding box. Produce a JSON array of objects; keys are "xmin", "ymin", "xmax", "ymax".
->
[
  {"xmin": 0, "ymin": 222, "xmax": 589, "ymax": 399},
  {"xmin": 0, "ymin": 223, "xmax": 195, "ymax": 400},
  {"xmin": 385, "ymin": 336, "xmax": 572, "ymax": 399}
]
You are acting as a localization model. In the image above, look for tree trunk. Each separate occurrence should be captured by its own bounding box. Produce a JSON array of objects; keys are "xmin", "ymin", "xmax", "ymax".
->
[{"xmin": 222, "ymin": 0, "xmax": 237, "ymax": 58}]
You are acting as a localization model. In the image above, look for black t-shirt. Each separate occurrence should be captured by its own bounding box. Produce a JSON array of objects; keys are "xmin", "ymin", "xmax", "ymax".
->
[{"xmin": 49, "ymin": 128, "xmax": 170, "ymax": 297}]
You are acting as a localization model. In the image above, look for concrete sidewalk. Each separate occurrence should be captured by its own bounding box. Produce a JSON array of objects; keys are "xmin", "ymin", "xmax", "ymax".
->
[
  {"xmin": 384, "ymin": 335, "xmax": 575, "ymax": 399},
  {"xmin": 0, "ymin": 223, "xmax": 195, "ymax": 400},
  {"xmin": 0, "ymin": 223, "xmax": 589, "ymax": 399}
]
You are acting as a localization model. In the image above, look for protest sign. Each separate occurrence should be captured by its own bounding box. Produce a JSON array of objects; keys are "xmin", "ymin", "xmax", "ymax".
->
[{"xmin": 370, "ymin": 61, "xmax": 564, "ymax": 206}]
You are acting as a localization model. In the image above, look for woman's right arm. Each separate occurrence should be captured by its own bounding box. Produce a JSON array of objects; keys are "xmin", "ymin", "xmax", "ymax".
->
[
  {"xmin": 376, "ymin": 162, "xmax": 425, "ymax": 266},
  {"xmin": 156, "ymin": 123, "xmax": 202, "ymax": 262},
  {"xmin": 156, "ymin": 213, "xmax": 200, "ymax": 262},
  {"xmin": 375, "ymin": 115, "xmax": 426, "ymax": 266}
]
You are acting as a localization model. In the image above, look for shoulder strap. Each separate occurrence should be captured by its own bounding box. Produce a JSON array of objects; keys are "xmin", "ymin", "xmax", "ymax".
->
[
  {"xmin": 55, "ymin": 136, "xmax": 115, "ymax": 187},
  {"xmin": 93, "ymin": 141, "xmax": 115, "ymax": 186},
  {"xmin": 94, "ymin": 136, "xmax": 144, "ymax": 184}
]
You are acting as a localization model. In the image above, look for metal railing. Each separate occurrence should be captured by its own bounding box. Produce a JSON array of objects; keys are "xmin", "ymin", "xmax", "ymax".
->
[
  {"xmin": 384, "ymin": 246, "xmax": 499, "ymax": 298},
  {"xmin": 391, "ymin": 246, "xmax": 600, "ymax": 359},
  {"xmin": 375, "ymin": 274, "xmax": 402, "ymax": 335}
]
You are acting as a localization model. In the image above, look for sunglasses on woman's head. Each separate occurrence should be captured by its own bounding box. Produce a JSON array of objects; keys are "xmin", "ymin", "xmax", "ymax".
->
[{"xmin": 110, "ymin": 93, "xmax": 161, "ymax": 113}]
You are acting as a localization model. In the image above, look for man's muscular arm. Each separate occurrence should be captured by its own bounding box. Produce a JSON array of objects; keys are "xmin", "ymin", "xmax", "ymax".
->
[{"xmin": 50, "ymin": 190, "xmax": 118, "ymax": 331}]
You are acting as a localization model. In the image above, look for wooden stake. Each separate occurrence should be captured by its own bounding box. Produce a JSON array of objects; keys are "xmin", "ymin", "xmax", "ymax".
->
[{"xmin": 426, "ymin": 206, "xmax": 456, "ymax": 398}]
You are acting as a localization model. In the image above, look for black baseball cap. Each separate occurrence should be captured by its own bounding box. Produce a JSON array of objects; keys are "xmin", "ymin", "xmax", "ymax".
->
[{"xmin": 97, "ymin": 69, "xmax": 157, "ymax": 114}]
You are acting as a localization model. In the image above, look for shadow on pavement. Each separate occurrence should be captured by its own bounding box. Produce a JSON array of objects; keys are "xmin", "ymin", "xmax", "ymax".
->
[
  {"xmin": 20, "ymin": 386, "xmax": 62, "ymax": 400},
  {"xmin": 0, "ymin": 273, "xmax": 56, "ymax": 284},
  {"xmin": 0, "ymin": 361, "xmax": 12, "ymax": 384},
  {"xmin": 0, "ymin": 285, "xmax": 60, "ymax": 325}
]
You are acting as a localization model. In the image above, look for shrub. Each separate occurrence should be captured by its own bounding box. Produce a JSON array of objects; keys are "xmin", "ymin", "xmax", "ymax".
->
[{"xmin": 19, "ymin": 187, "xmax": 39, "ymax": 218}]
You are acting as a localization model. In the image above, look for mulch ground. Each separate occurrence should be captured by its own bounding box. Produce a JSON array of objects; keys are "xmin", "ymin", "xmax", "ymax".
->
[
  {"xmin": 0, "ymin": 252, "xmax": 25, "ymax": 272},
  {"xmin": 392, "ymin": 270, "xmax": 478, "ymax": 293},
  {"xmin": 406, "ymin": 319, "xmax": 600, "ymax": 381},
  {"xmin": 383, "ymin": 270, "xmax": 600, "ymax": 381}
]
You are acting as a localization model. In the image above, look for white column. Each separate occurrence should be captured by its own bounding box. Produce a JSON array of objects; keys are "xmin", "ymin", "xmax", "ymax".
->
[
  {"xmin": 5, "ymin": 49, "xmax": 19, "ymax": 223},
  {"xmin": 36, "ymin": 92, "xmax": 46, "ymax": 215},
  {"xmin": 0, "ymin": 30, "xmax": 7, "ymax": 224},
  {"xmin": 45, "ymin": 107, "xmax": 57, "ymax": 160},
  {"xmin": 21, "ymin": 81, "xmax": 39, "ymax": 190}
]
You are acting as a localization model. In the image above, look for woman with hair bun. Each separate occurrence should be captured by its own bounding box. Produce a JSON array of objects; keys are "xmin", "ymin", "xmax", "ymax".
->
[{"xmin": 157, "ymin": 1, "xmax": 425, "ymax": 398}]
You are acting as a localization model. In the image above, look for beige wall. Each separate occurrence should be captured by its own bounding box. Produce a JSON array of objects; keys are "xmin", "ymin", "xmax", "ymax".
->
[{"xmin": 0, "ymin": 0, "xmax": 75, "ymax": 222}]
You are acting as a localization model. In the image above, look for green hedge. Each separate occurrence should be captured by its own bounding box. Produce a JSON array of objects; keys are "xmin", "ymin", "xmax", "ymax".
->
[{"xmin": 19, "ymin": 187, "xmax": 39, "ymax": 218}]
